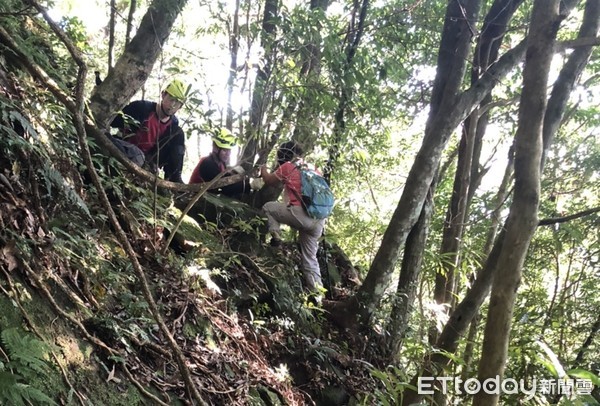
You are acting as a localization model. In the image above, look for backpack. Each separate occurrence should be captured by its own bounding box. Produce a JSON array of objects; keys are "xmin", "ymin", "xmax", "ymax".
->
[{"xmin": 294, "ymin": 163, "xmax": 335, "ymax": 219}]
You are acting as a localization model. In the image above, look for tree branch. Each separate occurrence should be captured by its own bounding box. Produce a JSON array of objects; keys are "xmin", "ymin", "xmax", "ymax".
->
[{"xmin": 538, "ymin": 206, "xmax": 600, "ymax": 226}]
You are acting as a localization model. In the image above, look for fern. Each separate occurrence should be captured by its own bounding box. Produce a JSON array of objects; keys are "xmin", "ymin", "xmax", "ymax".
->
[
  {"xmin": 0, "ymin": 328, "xmax": 57, "ymax": 405},
  {"xmin": 0, "ymin": 372, "xmax": 56, "ymax": 406},
  {"xmin": 39, "ymin": 163, "xmax": 92, "ymax": 219},
  {"xmin": 2, "ymin": 328, "xmax": 50, "ymax": 375}
]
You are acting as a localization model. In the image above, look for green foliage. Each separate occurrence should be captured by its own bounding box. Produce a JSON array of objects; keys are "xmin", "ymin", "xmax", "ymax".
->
[
  {"xmin": 38, "ymin": 163, "xmax": 92, "ymax": 219},
  {"xmin": 0, "ymin": 328, "xmax": 56, "ymax": 406},
  {"xmin": 360, "ymin": 365, "xmax": 417, "ymax": 405}
]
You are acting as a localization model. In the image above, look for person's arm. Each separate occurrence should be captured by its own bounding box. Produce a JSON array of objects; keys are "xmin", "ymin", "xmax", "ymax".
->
[
  {"xmin": 199, "ymin": 157, "xmax": 250, "ymax": 196},
  {"xmin": 260, "ymin": 165, "xmax": 281, "ymax": 186},
  {"xmin": 110, "ymin": 100, "xmax": 151, "ymax": 131},
  {"xmin": 220, "ymin": 177, "xmax": 251, "ymax": 197},
  {"xmin": 189, "ymin": 161, "xmax": 203, "ymax": 183}
]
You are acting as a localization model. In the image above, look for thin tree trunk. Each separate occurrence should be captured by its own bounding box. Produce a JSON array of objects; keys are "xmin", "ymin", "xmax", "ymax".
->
[
  {"xmin": 541, "ymin": 247, "xmax": 562, "ymax": 335},
  {"xmin": 401, "ymin": 148, "xmax": 515, "ymax": 406},
  {"xmin": 289, "ymin": 0, "xmax": 329, "ymax": 150},
  {"xmin": 253, "ymin": 0, "xmax": 330, "ymax": 208},
  {"xmin": 460, "ymin": 313, "xmax": 480, "ymax": 382},
  {"xmin": 323, "ymin": 0, "xmax": 369, "ymax": 183},
  {"xmin": 125, "ymin": 0, "xmax": 137, "ymax": 47},
  {"xmin": 473, "ymin": 1, "xmax": 559, "ymax": 404},
  {"xmin": 386, "ymin": 142, "xmax": 458, "ymax": 358},
  {"xmin": 402, "ymin": 230, "xmax": 508, "ymax": 406},
  {"xmin": 239, "ymin": 0, "xmax": 278, "ymax": 168},
  {"xmin": 226, "ymin": 0, "xmax": 241, "ymax": 130},
  {"xmin": 467, "ymin": 0, "xmax": 524, "ymax": 195},
  {"xmin": 542, "ymin": 0, "xmax": 600, "ymax": 168},
  {"xmin": 573, "ymin": 314, "xmax": 600, "ymax": 367},
  {"xmin": 108, "ymin": 0, "xmax": 116, "ymax": 70},
  {"xmin": 385, "ymin": 185, "xmax": 434, "ymax": 360},
  {"xmin": 17, "ymin": 2, "xmax": 206, "ymax": 403},
  {"xmin": 432, "ymin": 113, "xmax": 476, "ymax": 315}
]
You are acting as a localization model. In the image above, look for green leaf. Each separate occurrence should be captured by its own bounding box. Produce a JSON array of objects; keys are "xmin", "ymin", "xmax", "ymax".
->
[{"xmin": 566, "ymin": 369, "xmax": 600, "ymax": 386}]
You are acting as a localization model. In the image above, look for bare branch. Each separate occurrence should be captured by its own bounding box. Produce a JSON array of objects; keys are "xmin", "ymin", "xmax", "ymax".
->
[{"xmin": 538, "ymin": 206, "xmax": 600, "ymax": 226}]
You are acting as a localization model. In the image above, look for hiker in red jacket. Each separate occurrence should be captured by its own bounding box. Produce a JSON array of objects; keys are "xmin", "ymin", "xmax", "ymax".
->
[
  {"xmin": 189, "ymin": 128, "xmax": 252, "ymax": 198},
  {"xmin": 260, "ymin": 141, "xmax": 325, "ymax": 297},
  {"xmin": 110, "ymin": 80, "xmax": 187, "ymax": 183}
]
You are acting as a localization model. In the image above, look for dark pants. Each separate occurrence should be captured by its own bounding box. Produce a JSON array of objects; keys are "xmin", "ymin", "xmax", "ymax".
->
[{"xmin": 110, "ymin": 137, "xmax": 145, "ymax": 167}]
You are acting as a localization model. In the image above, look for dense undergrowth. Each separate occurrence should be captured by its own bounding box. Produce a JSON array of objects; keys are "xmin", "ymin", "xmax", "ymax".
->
[{"xmin": 0, "ymin": 83, "xmax": 397, "ymax": 404}]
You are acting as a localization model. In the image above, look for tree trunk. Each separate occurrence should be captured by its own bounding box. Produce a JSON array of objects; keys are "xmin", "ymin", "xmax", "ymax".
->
[
  {"xmin": 347, "ymin": 0, "xmax": 483, "ymax": 328},
  {"xmin": 253, "ymin": 0, "xmax": 330, "ymax": 208},
  {"xmin": 460, "ymin": 313, "xmax": 480, "ymax": 382},
  {"xmin": 467, "ymin": 0, "xmax": 524, "ymax": 205},
  {"xmin": 226, "ymin": 0, "xmax": 241, "ymax": 130},
  {"xmin": 239, "ymin": 0, "xmax": 279, "ymax": 168},
  {"xmin": 432, "ymin": 115, "xmax": 476, "ymax": 315},
  {"xmin": 542, "ymin": 0, "xmax": 600, "ymax": 167},
  {"xmin": 573, "ymin": 314, "xmax": 600, "ymax": 368},
  {"xmin": 401, "ymin": 148, "xmax": 515, "ymax": 405},
  {"xmin": 289, "ymin": 0, "xmax": 330, "ymax": 150},
  {"xmin": 323, "ymin": 0, "xmax": 369, "ymax": 183},
  {"xmin": 384, "ymin": 186, "xmax": 434, "ymax": 361},
  {"xmin": 401, "ymin": 0, "xmax": 585, "ymax": 401},
  {"xmin": 473, "ymin": 1, "xmax": 560, "ymax": 404},
  {"xmin": 402, "ymin": 230, "xmax": 507, "ymax": 405},
  {"xmin": 432, "ymin": 0, "xmax": 524, "ymax": 321},
  {"xmin": 125, "ymin": 0, "xmax": 137, "ymax": 47},
  {"xmin": 108, "ymin": 0, "xmax": 116, "ymax": 70}
]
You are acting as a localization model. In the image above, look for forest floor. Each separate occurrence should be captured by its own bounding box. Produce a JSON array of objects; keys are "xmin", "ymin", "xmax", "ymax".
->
[{"xmin": 0, "ymin": 156, "xmax": 384, "ymax": 405}]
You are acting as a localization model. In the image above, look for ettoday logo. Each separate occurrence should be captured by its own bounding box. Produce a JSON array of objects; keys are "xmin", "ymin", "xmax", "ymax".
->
[{"xmin": 417, "ymin": 376, "xmax": 594, "ymax": 400}]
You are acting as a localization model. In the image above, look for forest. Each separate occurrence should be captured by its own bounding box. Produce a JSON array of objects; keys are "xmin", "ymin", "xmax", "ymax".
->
[{"xmin": 0, "ymin": 0, "xmax": 599, "ymax": 405}]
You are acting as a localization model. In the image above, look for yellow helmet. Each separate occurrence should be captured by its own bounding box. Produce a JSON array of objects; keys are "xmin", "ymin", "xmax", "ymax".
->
[
  {"xmin": 212, "ymin": 128, "xmax": 236, "ymax": 149},
  {"xmin": 164, "ymin": 79, "xmax": 187, "ymax": 102}
]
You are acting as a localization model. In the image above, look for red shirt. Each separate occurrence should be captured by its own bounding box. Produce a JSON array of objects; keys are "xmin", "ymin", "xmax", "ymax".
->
[
  {"xmin": 189, "ymin": 154, "xmax": 225, "ymax": 184},
  {"xmin": 127, "ymin": 112, "xmax": 171, "ymax": 153},
  {"xmin": 275, "ymin": 161, "xmax": 303, "ymax": 206}
]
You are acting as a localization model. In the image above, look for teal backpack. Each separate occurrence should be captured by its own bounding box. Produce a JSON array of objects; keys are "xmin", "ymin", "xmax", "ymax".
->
[{"xmin": 294, "ymin": 163, "xmax": 335, "ymax": 219}]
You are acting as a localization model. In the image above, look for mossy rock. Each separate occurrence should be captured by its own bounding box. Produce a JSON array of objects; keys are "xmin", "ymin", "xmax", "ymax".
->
[
  {"xmin": 175, "ymin": 192, "xmax": 264, "ymax": 228},
  {"xmin": 174, "ymin": 192, "xmax": 268, "ymax": 253},
  {"xmin": 164, "ymin": 205, "xmax": 222, "ymax": 253}
]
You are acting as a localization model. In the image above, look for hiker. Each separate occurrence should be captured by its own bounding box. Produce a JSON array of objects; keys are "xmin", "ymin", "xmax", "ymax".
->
[
  {"xmin": 109, "ymin": 79, "xmax": 187, "ymax": 183},
  {"xmin": 259, "ymin": 141, "xmax": 326, "ymax": 295},
  {"xmin": 189, "ymin": 128, "xmax": 254, "ymax": 198}
]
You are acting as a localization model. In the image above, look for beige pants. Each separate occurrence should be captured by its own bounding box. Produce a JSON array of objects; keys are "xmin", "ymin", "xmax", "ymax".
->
[{"xmin": 263, "ymin": 202, "xmax": 325, "ymax": 291}]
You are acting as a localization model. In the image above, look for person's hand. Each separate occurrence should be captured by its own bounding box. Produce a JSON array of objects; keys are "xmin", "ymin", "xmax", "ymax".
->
[
  {"xmin": 249, "ymin": 165, "xmax": 261, "ymax": 178},
  {"xmin": 230, "ymin": 165, "xmax": 245, "ymax": 174},
  {"xmin": 250, "ymin": 177, "xmax": 265, "ymax": 191},
  {"xmin": 260, "ymin": 165, "xmax": 269, "ymax": 177}
]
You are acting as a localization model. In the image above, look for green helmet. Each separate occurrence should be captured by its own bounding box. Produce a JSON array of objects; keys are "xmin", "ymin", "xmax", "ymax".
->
[
  {"xmin": 212, "ymin": 128, "xmax": 236, "ymax": 149},
  {"xmin": 164, "ymin": 80, "xmax": 186, "ymax": 102}
]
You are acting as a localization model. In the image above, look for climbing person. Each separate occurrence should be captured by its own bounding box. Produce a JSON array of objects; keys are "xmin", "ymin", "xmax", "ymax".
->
[
  {"xmin": 259, "ymin": 141, "xmax": 328, "ymax": 297},
  {"xmin": 109, "ymin": 79, "xmax": 187, "ymax": 183},
  {"xmin": 189, "ymin": 128, "xmax": 254, "ymax": 198}
]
